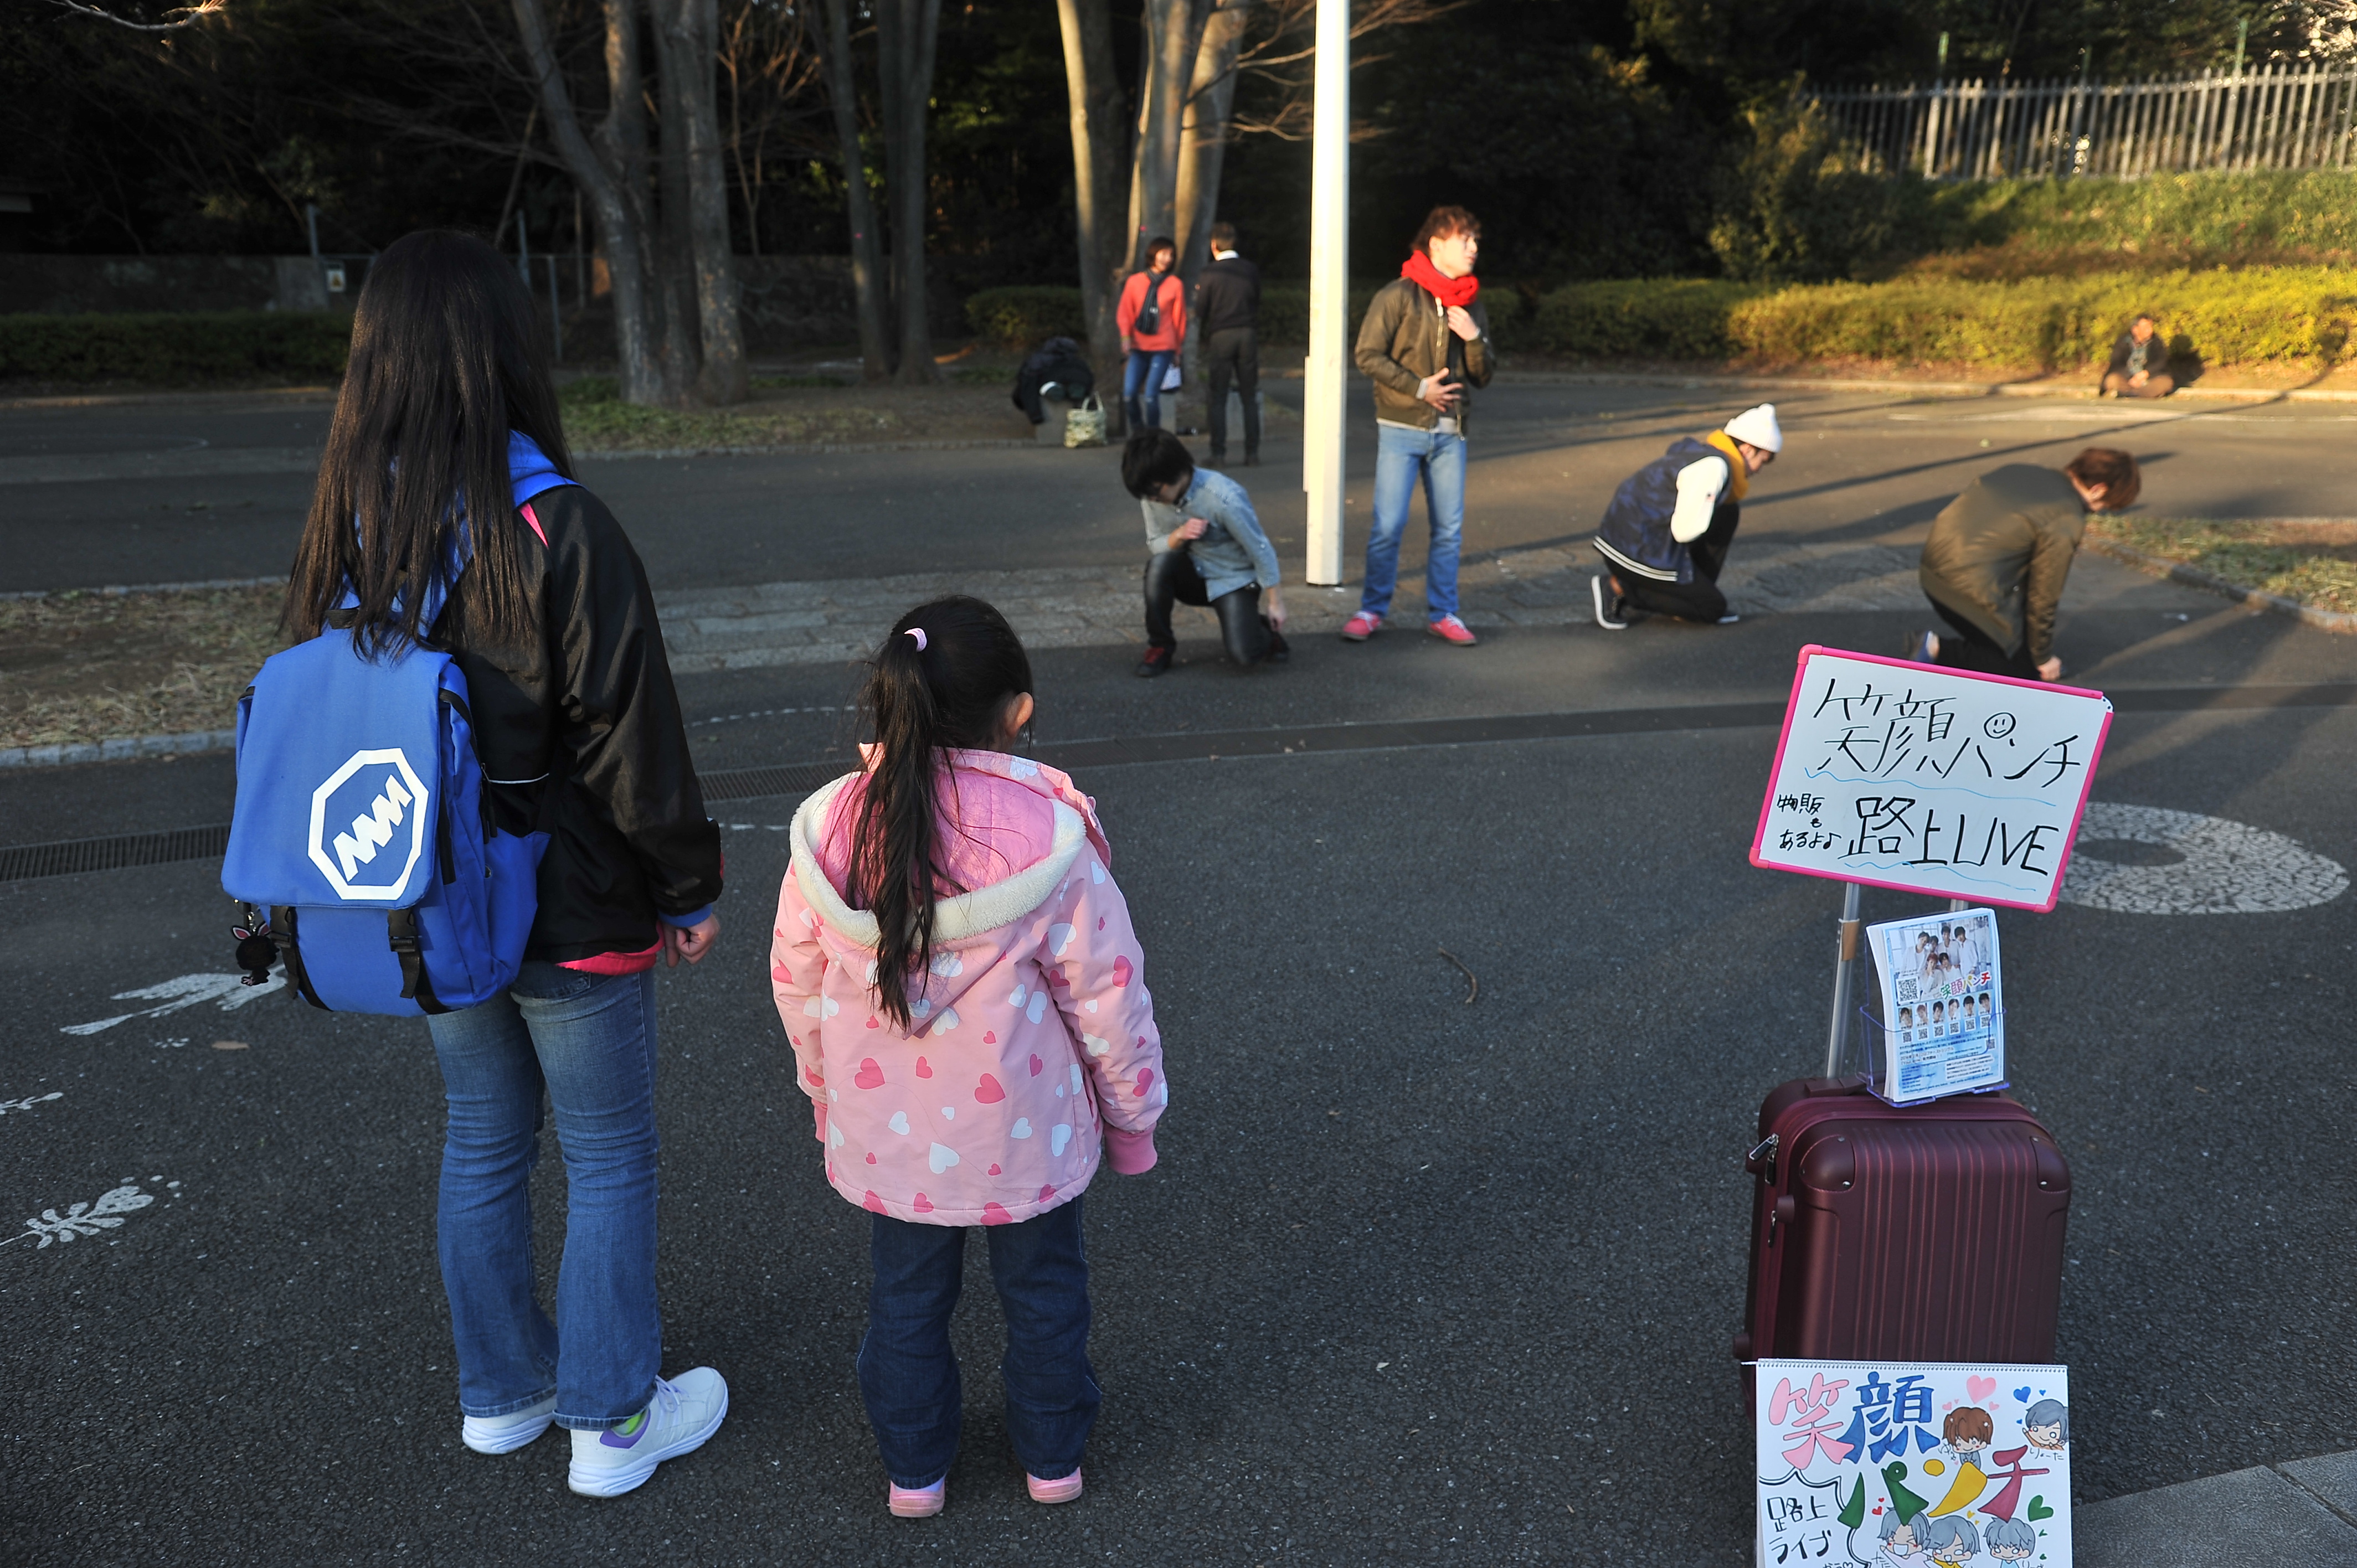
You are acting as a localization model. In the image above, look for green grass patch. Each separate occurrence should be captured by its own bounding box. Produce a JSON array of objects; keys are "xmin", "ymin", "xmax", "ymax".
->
[{"xmin": 2091, "ymin": 517, "xmax": 2357, "ymax": 616}]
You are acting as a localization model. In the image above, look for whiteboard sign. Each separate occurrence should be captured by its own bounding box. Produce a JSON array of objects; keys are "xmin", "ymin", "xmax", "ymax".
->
[
  {"xmin": 1754, "ymin": 1358, "xmax": 2072, "ymax": 1567},
  {"xmin": 1751, "ymin": 648, "xmax": 2113, "ymax": 912}
]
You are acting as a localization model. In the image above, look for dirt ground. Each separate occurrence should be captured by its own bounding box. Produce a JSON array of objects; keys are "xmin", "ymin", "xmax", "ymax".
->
[{"xmin": 1, "ymin": 584, "xmax": 283, "ymax": 749}]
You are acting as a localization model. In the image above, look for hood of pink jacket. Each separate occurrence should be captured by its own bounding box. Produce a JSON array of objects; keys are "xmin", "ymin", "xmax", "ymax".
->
[{"xmin": 771, "ymin": 751, "xmax": 1166, "ymax": 1226}]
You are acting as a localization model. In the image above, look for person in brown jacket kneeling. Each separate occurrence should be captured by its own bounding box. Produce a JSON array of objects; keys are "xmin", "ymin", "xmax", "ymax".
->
[{"xmin": 1905, "ymin": 447, "xmax": 2140, "ymax": 682}]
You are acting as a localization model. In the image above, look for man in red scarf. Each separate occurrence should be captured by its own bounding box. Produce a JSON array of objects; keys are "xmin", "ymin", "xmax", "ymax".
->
[{"xmin": 1344, "ymin": 205, "xmax": 1493, "ymax": 647}]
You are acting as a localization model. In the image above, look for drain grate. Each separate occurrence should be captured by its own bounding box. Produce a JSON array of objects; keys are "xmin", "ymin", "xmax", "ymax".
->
[
  {"xmin": 0, "ymin": 823, "xmax": 233, "ymax": 883},
  {"xmin": 699, "ymin": 760, "xmax": 847, "ymax": 802}
]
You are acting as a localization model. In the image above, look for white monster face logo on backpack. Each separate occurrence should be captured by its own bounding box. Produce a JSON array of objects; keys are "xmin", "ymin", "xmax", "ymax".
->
[{"xmin": 307, "ymin": 747, "xmax": 432, "ymax": 901}]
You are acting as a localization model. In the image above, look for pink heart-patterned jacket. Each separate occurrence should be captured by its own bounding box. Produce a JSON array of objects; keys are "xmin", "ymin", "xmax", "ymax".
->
[{"xmin": 770, "ymin": 749, "xmax": 1167, "ymax": 1226}]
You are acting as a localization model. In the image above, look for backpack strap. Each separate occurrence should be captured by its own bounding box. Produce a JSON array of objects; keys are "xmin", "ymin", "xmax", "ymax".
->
[
  {"xmin": 387, "ymin": 907, "xmax": 450, "ymax": 1014},
  {"xmin": 269, "ymin": 906, "xmax": 330, "ymax": 1011}
]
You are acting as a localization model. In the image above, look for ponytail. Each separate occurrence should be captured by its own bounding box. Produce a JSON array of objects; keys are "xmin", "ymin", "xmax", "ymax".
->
[{"xmin": 847, "ymin": 596, "xmax": 1035, "ymax": 1029}]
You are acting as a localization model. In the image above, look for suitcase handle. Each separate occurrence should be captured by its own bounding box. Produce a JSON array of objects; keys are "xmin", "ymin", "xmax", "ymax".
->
[{"xmin": 1744, "ymin": 1133, "xmax": 1779, "ymax": 1182}]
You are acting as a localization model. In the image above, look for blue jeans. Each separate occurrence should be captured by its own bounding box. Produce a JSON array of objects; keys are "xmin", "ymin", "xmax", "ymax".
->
[
  {"xmin": 858, "ymin": 1198, "xmax": 1099, "ymax": 1487},
  {"xmin": 1361, "ymin": 422, "xmax": 1468, "ymax": 621},
  {"xmin": 426, "ymin": 962, "xmax": 661, "ymax": 1431},
  {"xmin": 1124, "ymin": 348, "xmax": 1175, "ymax": 430}
]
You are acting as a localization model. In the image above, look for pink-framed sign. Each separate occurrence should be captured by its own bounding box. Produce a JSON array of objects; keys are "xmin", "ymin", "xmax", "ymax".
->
[{"xmin": 1750, "ymin": 648, "xmax": 2113, "ymax": 913}]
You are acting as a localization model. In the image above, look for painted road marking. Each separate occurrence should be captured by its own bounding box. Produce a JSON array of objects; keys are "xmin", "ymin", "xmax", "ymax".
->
[
  {"xmin": 0, "ymin": 1091, "xmax": 63, "ymax": 1116},
  {"xmin": 2061, "ymin": 802, "xmax": 2348, "ymax": 915},
  {"xmin": 60, "ymin": 970, "xmax": 285, "ymax": 1036},
  {"xmin": 2, "ymin": 1181, "xmax": 165, "ymax": 1249}
]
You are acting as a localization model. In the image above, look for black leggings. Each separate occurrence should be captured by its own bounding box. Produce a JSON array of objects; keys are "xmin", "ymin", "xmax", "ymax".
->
[
  {"xmin": 1931, "ymin": 600, "xmax": 2040, "ymax": 679},
  {"xmin": 1616, "ymin": 502, "xmax": 1740, "ymax": 623},
  {"xmin": 1144, "ymin": 549, "xmax": 1272, "ymax": 665}
]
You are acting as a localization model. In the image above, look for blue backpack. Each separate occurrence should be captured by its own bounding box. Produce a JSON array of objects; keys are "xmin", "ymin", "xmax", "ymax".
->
[{"xmin": 222, "ymin": 440, "xmax": 572, "ymax": 1015}]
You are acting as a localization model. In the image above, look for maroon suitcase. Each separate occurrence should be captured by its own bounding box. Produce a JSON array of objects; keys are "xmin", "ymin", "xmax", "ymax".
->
[{"xmin": 1736, "ymin": 1075, "xmax": 2071, "ymax": 1409}]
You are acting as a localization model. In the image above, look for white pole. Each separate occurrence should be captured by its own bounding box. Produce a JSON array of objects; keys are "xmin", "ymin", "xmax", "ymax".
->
[{"xmin": 1301, "ymin": 0, "xmax": 1348, "ymax": 587}]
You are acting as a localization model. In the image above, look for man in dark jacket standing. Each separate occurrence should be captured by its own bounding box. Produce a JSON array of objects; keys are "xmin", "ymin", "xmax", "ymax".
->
[
  {"xmin": 1342, "ymin": 205, "xmax": 1493, "ymax": 646},
  {"xmin": 1905, "ymin": 448, "xmax": 2140, "ymax": 680},
  {"xmin": 1194, "ymin": 221, "xmax": 1262, "ymax": 467}
]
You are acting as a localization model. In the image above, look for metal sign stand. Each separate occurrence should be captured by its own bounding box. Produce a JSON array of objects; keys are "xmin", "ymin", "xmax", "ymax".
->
[{"xmin": 1823, "ymin": 887, "xmax": 1977, "ymax": 1079}]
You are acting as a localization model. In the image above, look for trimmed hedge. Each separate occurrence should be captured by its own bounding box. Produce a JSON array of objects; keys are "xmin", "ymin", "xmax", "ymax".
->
[
  {"xmin": 0, "ymin": 310, "xmax": 351, "ymax": 383},
  {"xmin": 964, "ymin": 286, "xmax": 1090, "ymax": 348},
  {"xmin": 1529, "ymin": 268, "xmax": 2357, "ymax": 372},
  {"xmin": 965, "ymin": 280, "xmax": 1524, "ymax": 349}
]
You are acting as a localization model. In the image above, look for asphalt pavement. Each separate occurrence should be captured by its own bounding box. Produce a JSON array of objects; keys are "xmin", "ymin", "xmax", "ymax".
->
[{"xmin": 2, "ymin": 378, "xmax": 2354, "ymax": 1565}]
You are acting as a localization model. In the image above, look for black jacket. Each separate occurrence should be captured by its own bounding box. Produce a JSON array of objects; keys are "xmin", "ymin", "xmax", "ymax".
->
[
  {"xmin": 1194, "ymin": 255, "xmax": 1262, "ymax": 337},
  {"xmin": 2103, "ymin": 331, "xmax": 2172, "ymax": 383},
  {"xmin": 438, "ymin": 484, "xmax": 723, "ymax": 963},
  {"xmin": 1011, "ymin": 337, "xmax": 1095, "ymax": 425}
]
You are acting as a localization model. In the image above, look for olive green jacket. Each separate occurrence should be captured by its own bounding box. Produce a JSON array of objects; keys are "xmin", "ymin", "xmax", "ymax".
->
[
  {"xmin": 1919, "ymin": 465, "xmax": 2088, "ymax": 663},
  {"xmin": 1352, "ymin": 277, "xmax": 1494, "ymax": 433}
]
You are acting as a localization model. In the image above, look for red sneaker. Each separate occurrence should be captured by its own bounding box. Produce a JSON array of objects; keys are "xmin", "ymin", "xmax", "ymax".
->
[
  {"xmin": 1340, "ymin": 612, "xmax": 1382, "ymax": 642},
  {"xmin": 1427, "ymin": 613, "xmax": 1478, "ymax": 646}
]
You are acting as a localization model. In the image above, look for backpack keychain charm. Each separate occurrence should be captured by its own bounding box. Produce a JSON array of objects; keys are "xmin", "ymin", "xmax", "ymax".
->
[{"xmin": 231, "ymin": 905, "xmax": 276, "ymax": 987}]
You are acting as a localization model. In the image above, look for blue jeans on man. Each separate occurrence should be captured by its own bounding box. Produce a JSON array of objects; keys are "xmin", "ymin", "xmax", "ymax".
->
[
  {"xmin": 426, "ymin": 962, "xmax": 662, "ymax": 1431},
  {"xmin": 857, "ymin": 1197, "xmax": 1099, "ymax": 1488},
  {"xmin": 1360, "ymin": 423, "xmax": 1466, "ymax": 622},
  {"xmin": 1123, "ymin": 349, "xmax": 1175, "ymax": 430}
]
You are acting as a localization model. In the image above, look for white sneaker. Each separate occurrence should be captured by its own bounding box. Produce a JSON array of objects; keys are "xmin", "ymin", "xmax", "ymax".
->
[
  {"xmin": 1591, "ymin": 575, "xmax": 1628, "ymax": 631},
  {"xmin": 463, "ymin": 1395, "xmax": 557, "ymax": 1455},
  {"xmin": 567, "ymin": 1369, "xmax": 729, "ymax": 1498}
]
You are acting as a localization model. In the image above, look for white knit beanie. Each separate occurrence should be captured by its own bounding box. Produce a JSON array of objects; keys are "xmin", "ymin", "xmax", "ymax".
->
[{"xmin": 1723, "ymin": 403, "xmax": 1783, "ymax": 452}]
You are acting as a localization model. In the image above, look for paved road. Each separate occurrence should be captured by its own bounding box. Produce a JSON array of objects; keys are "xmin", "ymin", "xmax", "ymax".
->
[
  {"xmin": 4, "ymin": 381, "xmax": 2353, "ymax": 594},
  {"xmin": 3, "ymin": 388, "xmax": 2354, "ymax": 1564}
]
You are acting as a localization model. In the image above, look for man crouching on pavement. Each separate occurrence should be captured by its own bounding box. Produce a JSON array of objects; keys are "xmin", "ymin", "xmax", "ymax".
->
[
  {"xmin": 1124, "ymin": 426, "xmax": 1289, "ymax": 677},
  {"xmin": 1590, "ymin": 403, "xmax": 1783, "ymax": 629}
]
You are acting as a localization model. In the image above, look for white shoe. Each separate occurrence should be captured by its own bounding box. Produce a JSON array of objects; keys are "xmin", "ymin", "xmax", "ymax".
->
[
  {"xmin": 1591, "ymin": 575, "xmax": 1628, "ymax": 631},
  {"xmin": 567, "ymin": 1369, "xmax": 729, "ymax": 1498},
  {"xmin": 1715, "ymin": 612, "xmax": 1742, "ymax": 625},
  {"xmin": 463, "ymin": 1395, "xmax": 557, "ymax": 1455}
]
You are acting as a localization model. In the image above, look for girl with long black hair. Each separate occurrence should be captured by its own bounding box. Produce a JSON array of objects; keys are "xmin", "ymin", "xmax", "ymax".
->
[
  {"xmin": 286, "ymin": 229, "xmax": 728, "ymax": 1498},
  {"xmin": 770, "ymin": 597, "xmax": 1168, "ymax": 1516}
]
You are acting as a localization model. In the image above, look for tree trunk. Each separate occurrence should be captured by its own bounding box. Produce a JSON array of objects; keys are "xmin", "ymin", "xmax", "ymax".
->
[
  {"xmin": 653, "ymin": 14, "xmax": 704, "ymax": 397},
  {"xmin": 876, "ymin": 0, "xmax": 942, "ymax": 385},
  {"xmin": 1173, "ymin": 0, "xmax": 1245, "ymax": 398},
  {"xmin": 663, "ymin": 0, "xmax": 749, "ymax": 404},
  {"xmin": 511, "ymin": 0, "xmax": 677, "ymax": 406},
  {"xmin": 1055, "ymin": 0, "xmax": 1127, "ymax": 430},
  {"xmin": 1174, "ymin": 0, "xmax": 1244, "ymax": 285},
  {"xmin": 822, "ymin": 0, "xmax": 894, "ymax": 383},
  {"xmin": 1125, "ymin": 0, "xmax": 1212, "ymax": 274}
]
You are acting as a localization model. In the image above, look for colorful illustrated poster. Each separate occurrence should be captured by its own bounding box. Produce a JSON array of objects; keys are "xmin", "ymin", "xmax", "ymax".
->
[
  {"xmin": 1868, "ymin": 909, "xmax": 2005, "ymax": 1103},
  {"xmin": 1756, "ymin": 1359, "xmax": 2072, "ymax": 1567},
  {"xmin": 1751, "ymin": 648, "xmax": 2113, "ymax": 912}
]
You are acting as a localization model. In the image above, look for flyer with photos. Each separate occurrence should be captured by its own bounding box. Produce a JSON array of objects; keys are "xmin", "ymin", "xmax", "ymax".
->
[
  {"xmin": 1867, "ymin": 909, "xmax": 2005, "ymax": 1103},
  {"xmin": 1755, "ymin": 1359, "xmax": 2072, "ymax": 1567}
]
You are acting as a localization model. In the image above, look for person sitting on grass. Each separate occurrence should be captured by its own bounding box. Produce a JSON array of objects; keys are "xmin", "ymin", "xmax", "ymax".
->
[
  {"xmin": 1906, "ymin": 447, "xmax": 2139, "ymax": 682},
  {"xmin": 1123, "ymin": 426, "xmax": 1289, "ymax": 678},
  {"xmin": 1589, "ymin": 403, "xmax": 1783, "ymax": 630},
  {"xmin": 2101, "ymin": 314, "xmax": 2175, "ymax": 399}
]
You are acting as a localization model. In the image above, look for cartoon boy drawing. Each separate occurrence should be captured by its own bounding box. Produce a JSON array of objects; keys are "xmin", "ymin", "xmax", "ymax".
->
[
  {"xmin": 2023, "ymin": 1397, "xmax": 2069, "ymax": 1452},
  {"xmin": 1922, "ymin": 1514, "xmax": 1980, "ymax": 1566},
  {"xmin": 1942, "ymin": 1406, "xmax": 1993, "ymax": 1462},
  {"xmin": 1877, "ymin": 1509, "xmax": 1926, "ymax": 1562},
  {"xmin": 1984, "ymin": 1516, "xmax": 2038, "ymax": 1564}
]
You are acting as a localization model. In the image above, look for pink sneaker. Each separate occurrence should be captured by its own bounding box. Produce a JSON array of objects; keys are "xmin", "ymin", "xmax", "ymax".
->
[
  {"xmin": 889, "ymin": 1477, "xmax": 946, "ymax": 1517},
  {"xmin": 1427, "ymin": 613, "xmax": 1478, "ymax": 646},
  {"xmin": 1027, "ymin": 1467, "xmax": 1085, "ymax": 1504},
  {"xmin": 1341, "ymin": 611, "xmax": 1382, "ymax": 641}
]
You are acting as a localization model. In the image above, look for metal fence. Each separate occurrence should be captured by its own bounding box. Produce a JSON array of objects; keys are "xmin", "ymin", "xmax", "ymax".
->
[{"xmin": 1810, "ymin": 63, "xmax": 2357, "ymax": 178}]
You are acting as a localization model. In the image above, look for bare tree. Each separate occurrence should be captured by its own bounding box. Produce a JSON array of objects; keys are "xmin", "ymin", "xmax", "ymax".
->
[
  {"xmin": 45, "ymin": 0, "xmax": 227, "ymax": 32},
  {"xmin": 658, "ymin": 0, "xmax": 749, "ymax": 404},
  {"xmin": 1055, "ymin": 0, "xmax": 1128, "ymax": 424},
  {"xmin": 1125, "ymin": 0, "xmax": 1214, "ymax": 277},
  {"xmin": 1175, "ymin": 0, "xmax": 1249, "ymax": 284},
  {"xmin": 820, "ymin": 0, "xmax": 894, "ymax": 383},
  {"xmin": 511, "ymin": 0, "xmax": 682, "ymax": 404},
  {"xmin": 874, "ymin": 0, "xmax": 943, "ymax": 385}
]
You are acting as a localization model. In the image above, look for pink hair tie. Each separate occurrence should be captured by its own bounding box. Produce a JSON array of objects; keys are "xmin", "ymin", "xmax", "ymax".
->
[{"xmin": 905, "ymin": 627, "xmax": 928, "ymax": 651}]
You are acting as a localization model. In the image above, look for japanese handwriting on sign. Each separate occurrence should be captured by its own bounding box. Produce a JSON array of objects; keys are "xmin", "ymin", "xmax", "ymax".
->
[
  {"xmin": 1768, "ymin": 1529, "xmax": 1838, "ymax": 1562},
  {"xmin": 1832, "ymin": 1371, "xmax": 1939, "ymax": 1464},
  {"xmin": 1776, "ymin": 793, "xmax": 1828, "ymax": 814},
  {"xmin": 1768, "ymin": 1373, "xmax": 1856, "ymax": 1469}
]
